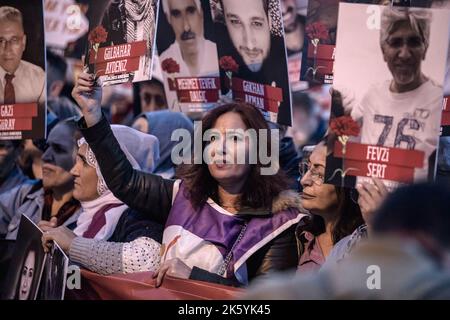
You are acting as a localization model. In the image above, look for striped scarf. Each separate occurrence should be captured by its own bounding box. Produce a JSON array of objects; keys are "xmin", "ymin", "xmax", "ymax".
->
[{"xmin": 124, "ymin": 0, "xmax": 155, "ymax": 75}]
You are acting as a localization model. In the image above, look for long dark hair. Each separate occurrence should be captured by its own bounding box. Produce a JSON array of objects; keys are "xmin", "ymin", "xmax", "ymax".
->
[
  {"xmin": 303, "ymin": 187, "xmax": 363, "ymax": 245},
  {"xmin": 176, "ymin": 102, "xmax": 289, "ymax": 210},
  {"xmin": 331, "ymin": 187, "xmax": 364, "ymax": 243},
  {"xmin": 14, "ymin": 240, "xmax": 43, "ymax": 300}
]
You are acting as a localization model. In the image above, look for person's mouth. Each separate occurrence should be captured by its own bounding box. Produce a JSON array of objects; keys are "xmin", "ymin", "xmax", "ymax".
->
[
  {"xmin": 301, "ymin": 192, "xmax": 315, "ymax": 200},
  {"xmin": 212, "ymin": 158, "xmax": 232, "ymax": 169},
  {"xmin": 214, "ymin": 163, "xmax": 229, "ymax": 169},
  {"xmin": 181, "ymin": 32, "xmax": 196, "ymax": 42},
  {"xmin": 394, "ymin": 62, "xmax": 414, "ymax": 67},
  {"xmin": 242, "ymin": 49, "xmax": 262, "ymax": 60}
]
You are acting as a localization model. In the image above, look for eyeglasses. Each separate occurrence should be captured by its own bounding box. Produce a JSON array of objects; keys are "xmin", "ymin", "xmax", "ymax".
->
[
  {"xmin": 0, "ymin": 36, "xmax": 23, "ymax": 49},
  {"xmin": 385, "ymin": 36, "xmax": 424, "ymax": 49},
  {"xmin": 299, "ymin": 162, "xmax": 325, "ymax": 186}
]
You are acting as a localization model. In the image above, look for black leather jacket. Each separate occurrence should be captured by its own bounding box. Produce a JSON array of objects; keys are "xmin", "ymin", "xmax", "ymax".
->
[{"xmin": 79, "ymin": 115, "xmax": 299, "ymax": 286}]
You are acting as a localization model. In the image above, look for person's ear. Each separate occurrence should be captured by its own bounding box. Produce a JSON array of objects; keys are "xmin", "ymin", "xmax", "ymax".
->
[
  {"xmin": 422, "ymin": 44, "xmax": 428, "ymax": 61},
  {"xmin": 380, "ymin": 44, "xmax": 387, "ymax": 62},
  {"xmin": 22, "ymin": 34, "xmax": 26, "ymax": 49}
]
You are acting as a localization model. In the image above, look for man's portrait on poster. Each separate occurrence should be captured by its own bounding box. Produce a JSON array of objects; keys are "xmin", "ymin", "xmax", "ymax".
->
[
  {"xmin": 0, "ymin": 5, "xmax": 45, "ymax": 106},
  {"xmin": 332, "ymin": 4, "xmax": 449, "ymax": 186}
]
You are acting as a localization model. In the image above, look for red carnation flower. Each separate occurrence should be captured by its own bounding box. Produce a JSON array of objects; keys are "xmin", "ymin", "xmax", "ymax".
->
[
  {"xmin": 161, "ymin": 58, "xmax": 180, "ymax": 74},
  {"xmin": 219, "ymin": 56, "xmax": 239, "ymax": 73},
  {"xmin": 306, "ymin": 22, "xmax": 329, "ymax": 42},
  {"xmin": 330, "ymin": 116, "xmax": 360, "ymax": 137},
  {"xmin": 88, "ymin": 26, "xmax": 108, "ymax": 44}
]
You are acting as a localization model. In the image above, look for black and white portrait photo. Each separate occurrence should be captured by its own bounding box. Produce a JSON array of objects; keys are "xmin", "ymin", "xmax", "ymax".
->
[
  {"xmin": 38, "ymin": 243, "xmax": 69, "ymax": 300},
  {"xmin": 327, "ymin": 3, "xmax": 449, "ymax": 189},
  {"xmin": 85, "ymin": 0, "xmax": 159, "ymax": 86},
  {"xmin": 212, "ymin": 0, "xmax": 292, "ymax": 125},
  {"xmin": 2, "ymin": 215, "xmax": 45, "ymax": 300},
  {"xmin": 157, "ymin": 0, "xmax": 220, "ymax": 114},
  {"xmin": 0, "ymin": 0, "xmax": 46, "ymax": 140}
]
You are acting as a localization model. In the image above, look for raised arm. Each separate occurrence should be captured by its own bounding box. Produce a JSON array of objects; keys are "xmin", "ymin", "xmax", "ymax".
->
[{"xmin": 72, "ymin": 72, "xmax": 174, "ymax": 224}]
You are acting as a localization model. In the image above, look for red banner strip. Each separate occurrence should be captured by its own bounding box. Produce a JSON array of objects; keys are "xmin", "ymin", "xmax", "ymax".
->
[
  {"xmin": 90, "ymin": 41, "xmax": 147, "ymax": 64},
  {"xmin": 0, "ymin": 103, "xmax": 37, "ymax": 118},
  {"xmin": 171, "ymin": 77, "xmax": 220, "ymax": 91},
  {"xmin": 342, "ymin": 159, "xmax": 415, "ymax": 183},
  {"xmin": 442, "ymin": 111, "xmax": 450, "ymax": 126},
  {"xmin": 95, "ymin": 57, "xmax": 140, "ymax": 76},
  {"xmin": 307, "ymin": 44, "xmax": 335, "ymax": 60},
  {"xmin": 233, "ymin": 91, "xmax": 279, "ymax": 113},
  {"xmin": 443, "ymin": 96, "xmax": 450, "ymax": 112},
  {"xmin": 232, "ymin": 78, "xmax": 283, "ymax": 102},
  {"xmin": 176, "ymin": 90, "xmax": 219, "ymax": 103},
  {"xmin": 0, "ymin": 118, "xmax": 32, "ymax": 131},
  {"xmin": 333, "ymin": 141, "xmax": 425, "ymax": 169}
]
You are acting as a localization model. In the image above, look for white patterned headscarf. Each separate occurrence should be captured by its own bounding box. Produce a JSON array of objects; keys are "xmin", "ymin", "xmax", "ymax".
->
[
  {"xmin": 124, "ymin": 0, "xmax": 156, "ymax": 78},
  {"xmin": 74, "ymin": 125, "xmax": 159, "ymax": 240},
  {"xmin": 77, "ymin": 125, "xmax": 159, "ymax": 196}
]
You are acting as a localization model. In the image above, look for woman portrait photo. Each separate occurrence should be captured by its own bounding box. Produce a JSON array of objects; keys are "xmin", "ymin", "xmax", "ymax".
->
[
  {"xmin": 2, "ymin": 215, "xmax": 45, "ymax": 300},
  {"xmin": 14, "ymin": 239, "xmax": 45, "ymax": 300}
]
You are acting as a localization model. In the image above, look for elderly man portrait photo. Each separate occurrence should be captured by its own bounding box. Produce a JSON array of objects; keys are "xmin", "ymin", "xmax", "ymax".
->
[
  {"xmin": 0, "ymin": 6, "xmax": 45, "ymax": 106},
  {"xmin": 331, "ymin": 4, "xmax": 449, "ymax": 187}
]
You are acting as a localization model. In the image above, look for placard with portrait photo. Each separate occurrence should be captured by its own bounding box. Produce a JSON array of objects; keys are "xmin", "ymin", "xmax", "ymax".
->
[
  {"xmin": 212, "ymin": 0, "xmax": 292, "ymax": 126},
  {"xmin": 325, "ymin": 3, "xmax": 449, "ymax": 190},
  {"xmin": 441, "ymin": 28, "xmax": 450, "ymax": 135},
  {"xmin": 156, "ymin": 0, "xmax": 221, "ymax": 116},
  {"xmin": 38, "ymin": 242, "xmax": 69, "ymax": 300},
  {"xmin": 84, "ymin": 0, "xmax": 159, "ymax": 87},
  {"xmin": 0, "ymin": 0, "xmax": 46, "ymax": 140},
  {"xmin": 280, "ymin": 0, "xmax": 307, "ymax": 85},
  {"xmin": 44, "ymin": 0, "xmax": 89, "ymax": 54},
  {"xmin": 2, "ymin": 214, "xmax": 46, "ymax": 300},
  {"xmin": 300, "ymin": 0, "xmax": 339, "ymax": 85}
]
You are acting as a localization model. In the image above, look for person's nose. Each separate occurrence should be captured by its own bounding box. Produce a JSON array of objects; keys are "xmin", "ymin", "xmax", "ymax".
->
[
  {"xmin": 148, "ymin": 98, "xmax": 157, "ymax": 111},
  {"xmin": 300, "ymin": 169, "xmax": 312, "ymax": 188},
  {"xmin": 242, "ymin": 26, "xmax": 256, "ymax": 50},
  {"xmin": 183, "ymin": 14, "xmax": 191, "ymax": 32},
  {"xmin": 398, "ymin": 43, "xmax": 412, "ymax": 59},
  {"xmin": 218, "ymin": 136, "xmax": 228, "ymax": 154},
  {"xmin": 69, "ymin": 162, "xmax": 79, "ymax": 177},
  {"xmin": 211, "ymin": 136, "xmax": 226, "ymax": 158},
  {"xmin": 41, "ymin": 148, "xmax": 53, "ymax": 164}
]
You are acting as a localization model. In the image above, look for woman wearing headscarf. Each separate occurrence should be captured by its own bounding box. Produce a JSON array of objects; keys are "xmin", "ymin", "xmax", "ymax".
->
[
  {"xmin": 132, "ymin": 110, "xmax": 194, "ymax": 178},
  {"xmin": 40, "ymin": 125, "xmax": 163, "ymax": 275}
]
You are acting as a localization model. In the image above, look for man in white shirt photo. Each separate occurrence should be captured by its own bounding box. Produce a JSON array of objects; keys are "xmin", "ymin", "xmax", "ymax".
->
[
  {"xmin": 349, "ymin": 7, "xmax": 443, "ymax": 184},
  {"xmin": 0, "ymin": 6, "xmax": 45, "ymax": 106},
  {"xmin": 159, "ymin": 0, "xmax": 219, "ymax": 112}
]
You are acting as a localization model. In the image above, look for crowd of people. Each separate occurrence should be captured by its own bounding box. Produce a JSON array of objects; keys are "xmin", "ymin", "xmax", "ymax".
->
[{"xmin": 0, "ymin": 0, "xmax": 450, "ymax": 300}]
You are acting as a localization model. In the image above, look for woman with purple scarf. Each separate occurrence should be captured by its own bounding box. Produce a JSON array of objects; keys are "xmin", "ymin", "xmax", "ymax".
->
[{"xmin": 66, "ymin": 71, "xmax": 307, "ymax": 287}]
